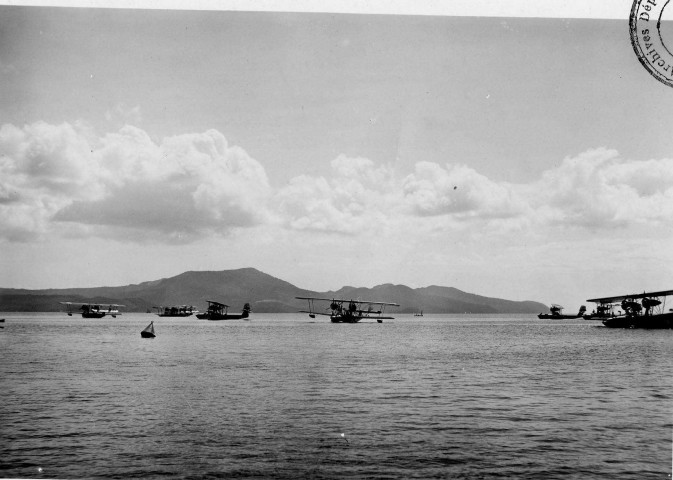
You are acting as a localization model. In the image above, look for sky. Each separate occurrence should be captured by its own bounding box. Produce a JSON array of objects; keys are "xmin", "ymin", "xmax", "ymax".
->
[{"xmin": 1, "ymin": 1, "xmax": 673, "ymax": 309}]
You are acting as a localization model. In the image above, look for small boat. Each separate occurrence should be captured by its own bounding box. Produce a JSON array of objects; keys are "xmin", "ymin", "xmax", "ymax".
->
[
  {"xmin": 538, "ymin": 304, "xmax": 586, "ymax": 319},
  {"xmin": 154, "ymin": 305, "xmax": 199, "ymax": 317},
  {"xmin": 141, "ymin": 321, "xmax": 156, "ymax": 338},
  {"xmin": 196, "ymin": 301, "xmax": 251, "ymax": 320}
]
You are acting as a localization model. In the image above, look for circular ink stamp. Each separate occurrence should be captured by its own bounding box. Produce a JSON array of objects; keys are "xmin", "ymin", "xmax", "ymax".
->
[{"xmin": 630, "ymin": 0, "xmax": 673, "ymax": 87}]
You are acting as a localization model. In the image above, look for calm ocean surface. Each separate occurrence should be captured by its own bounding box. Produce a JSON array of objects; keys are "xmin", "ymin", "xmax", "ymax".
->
[{"xmin": 1, "ymin": 313, "xmax": 671, "ymax": 479}]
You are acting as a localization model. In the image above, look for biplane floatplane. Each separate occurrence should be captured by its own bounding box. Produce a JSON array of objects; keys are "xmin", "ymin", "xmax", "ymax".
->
[
  {"xmin": 59, "ymin": 302, "xmax": 124, "ymax": 318},
  {"xmin": 586, "ymin": 289, "xmax": 673, "ymax": 329},
  {"xmin": 196, "ymin": 301, "xmax": 251, "ymax": 320},
  {"xmin": 296, "ymin": 297, "xmax": 400, "ymax": 323}
]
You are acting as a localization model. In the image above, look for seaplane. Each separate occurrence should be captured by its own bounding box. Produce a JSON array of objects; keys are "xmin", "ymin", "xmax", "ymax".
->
[
  {"xmin": 154, "ymin": 305, "xmax": 199, "ymax": 317},
  {"xmin": 587, "ymin": 289, "xmax": 673, "ymax": 329},
  {"xmin": 196, "ymin": 301, "xmax": 251, "ymax": 320},
  {"xmin": 538, "ymin": 304, "xmax": 586, "ymax": 319},
  {"xmin": 583, "ymin": 300, "xmax": 618, "ymax": 320},
  {"xmin": 59, "ymin": 302, "xmax": 124, "ymax": 318},
  {"xmin": 296, "ymin": 297, "xmax": 400, "ymax": 323}
]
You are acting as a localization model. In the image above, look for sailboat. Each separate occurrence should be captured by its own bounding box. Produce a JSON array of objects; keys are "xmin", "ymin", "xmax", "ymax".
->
[{"xmin": 141, "ymin": 321, "xmax": 156, "ymax": 338}]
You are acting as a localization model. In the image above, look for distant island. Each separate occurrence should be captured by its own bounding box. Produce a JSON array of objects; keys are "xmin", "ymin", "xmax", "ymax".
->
[{"xmin": 0, "ymin": 267, "xmax": 547, "ymax": 314}]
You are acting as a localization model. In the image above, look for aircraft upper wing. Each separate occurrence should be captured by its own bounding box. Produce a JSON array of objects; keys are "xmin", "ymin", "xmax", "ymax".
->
[
  {"xmin": 587, "ymin": 289, "xmax": 673, "ymax": 303},
  {"xmin": 206, "ymin": 300, "xmax": 229, "ymax": 307},
  {"xmin": 358, "ymin": 301, "xmax": 400, "ymax": 306},
  {"xmin": 59, "ymin": 302, "xmax": 125, "ymax": 306},
  {"xmin": 295, "ymin": 296, "xmax": 399, "ymax": 306}
]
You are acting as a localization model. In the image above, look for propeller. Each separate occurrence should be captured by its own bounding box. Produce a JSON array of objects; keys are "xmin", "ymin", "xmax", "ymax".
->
[{"xmin": 642, "ymin": 297, "xmax": 661, "ymax": 309}]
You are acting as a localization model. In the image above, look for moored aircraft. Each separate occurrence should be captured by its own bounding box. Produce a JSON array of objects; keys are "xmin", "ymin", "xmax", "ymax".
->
[
  {"xmin": 583, "ymin": 300, "xmax": 618, "ymax": 320},
  {"xmin": 538, "ymin": 304, "xmax": 586, "ymax": 319},
  {"xmin": 196, "ymin": 301, "xmax": 251, "ymax": 320},
  {"xmin": 59, "ymin": 302, "xmax": 124, "ymax": 318},
  {"xmin": 154, "ymin": 305, "xmax": 199, "ymax": 317},
  {"xmin": 296, "ymin": 297, "xmax": 400, "ymax": 323},
  {"xmin": 586, "ymin": 289, "xmax": 673, "ymax": 328}
]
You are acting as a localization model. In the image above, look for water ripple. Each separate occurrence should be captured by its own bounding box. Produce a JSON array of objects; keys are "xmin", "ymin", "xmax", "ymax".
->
[{"xmin": 1, "ymin": 313, "xmax": 671, "ymax": 479}]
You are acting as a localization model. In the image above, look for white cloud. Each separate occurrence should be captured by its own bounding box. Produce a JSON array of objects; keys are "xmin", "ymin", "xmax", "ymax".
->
[
  {"xmin": 2, "ymin": 121, "xmax": 671, "ymax": 247},
  {"xmin": 401, "ymin": 161, "xmax": 527, "ymax": 220},
  {"xmin": 0, "ymin": 122, "xmax": 271, "ymax": 242},
  {"xmin": 0, "ymin": 122, "xmax": 106, "ymax": 241},
  {"xmin": 0, "ymin": 122, "xmax": 104, "ymax": 194},
  {"xmin": 395, "ymin": 148, "xmax": 673, "ymax": 233},
  {"xmin": 275, "ymin": 154, "xmax": 398, "ymax": 234},
  {"xmin": 275, "ymin": 148, "xmax": 673, "ymax": 239},
  {"xmin": 529, "ymin": 148, "xmax": 673, "ymax": 229}
]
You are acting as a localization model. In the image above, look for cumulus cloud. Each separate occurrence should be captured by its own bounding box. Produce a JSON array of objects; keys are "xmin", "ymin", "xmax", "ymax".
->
[
  {"xmin": 398, "ymin": 148, "xmax": 673, "ymax": 232},
  {"xmin": 275, "ymin": 154, "xmax": 398, "ymax": 234},
  {"xmin": 0, "ymin": 122, "xmax": 271, "ymax": 242},
  {"xmin": 1, "ymin": 120, "xmax": 671, "ymax": 246},
  {"xmin": 402, "ymin": 161, "xmax": 527, "ymax": 219},
  {"xmin": 530, "ymin": 148, "xmax": 673, "ymax": 229},
  {"xmin": 0, "ymin": 122, "xmax": 106, "ymax": 241},
  {"xmin": 274, "ymin": 148, "xmax": 673, "ymax": 237}
]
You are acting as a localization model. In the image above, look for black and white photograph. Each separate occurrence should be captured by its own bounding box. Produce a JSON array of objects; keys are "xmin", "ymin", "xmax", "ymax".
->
[{"xmin": 1, "ymin": 0, "xmax": 672, "ymax": 478}]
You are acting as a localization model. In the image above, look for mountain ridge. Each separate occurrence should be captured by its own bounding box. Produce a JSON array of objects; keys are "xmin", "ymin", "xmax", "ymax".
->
[{"xmin": 0, "ymin": 267, "xmax": 547, "ymax": 314}]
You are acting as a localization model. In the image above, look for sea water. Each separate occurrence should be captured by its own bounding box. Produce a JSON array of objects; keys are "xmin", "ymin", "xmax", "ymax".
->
[{"xmin": 0, "ymin": 313, "xmax": 671, "ymax": 479}]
